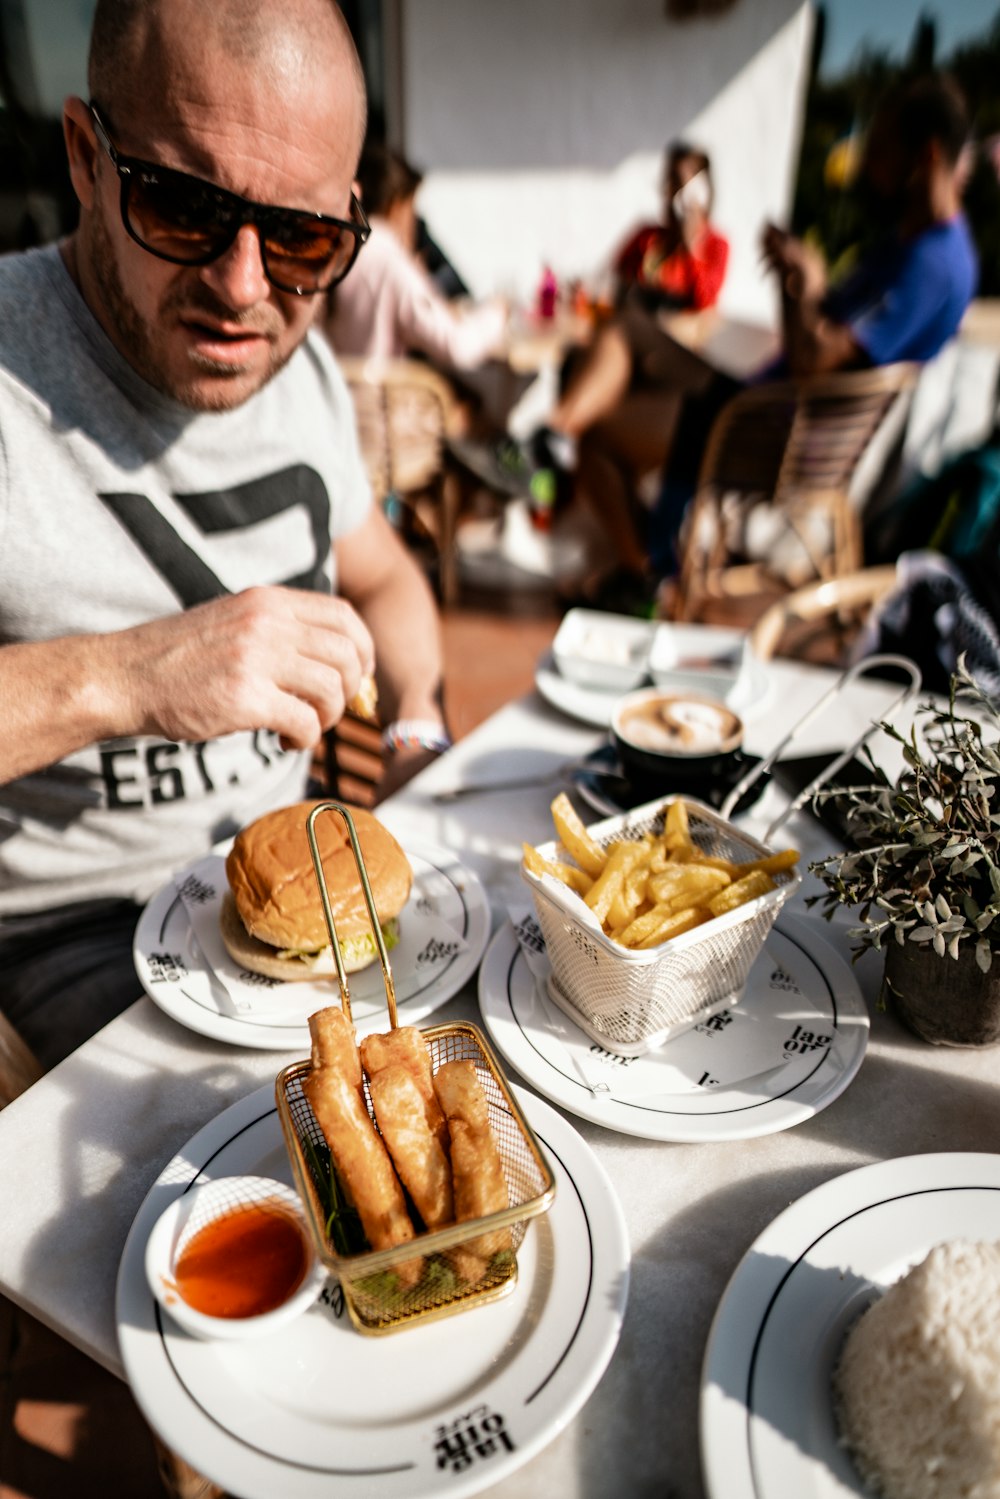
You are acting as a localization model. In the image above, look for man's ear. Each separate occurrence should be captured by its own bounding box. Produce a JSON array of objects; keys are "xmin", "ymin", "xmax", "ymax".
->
[{"xmin": 63, "ymin": 96, "xmax": 99, "ymax": 211}]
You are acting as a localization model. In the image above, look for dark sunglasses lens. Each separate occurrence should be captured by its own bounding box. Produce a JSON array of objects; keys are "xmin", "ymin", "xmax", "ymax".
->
[
  {"xmin": 123, "ymin": 162, "xmax": 361, "ymax": 292},
  {"xmin": 125, "ymin": 167, "xmax": 235, "ymax": 261},
  {"xmin": 261, "ymin": 216, "xmax": 358, "ymax": 292}
]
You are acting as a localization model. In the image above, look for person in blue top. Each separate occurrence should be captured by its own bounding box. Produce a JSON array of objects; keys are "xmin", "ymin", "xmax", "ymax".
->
[
  {"xmin": 762, "ymin": 72, "xmax": 977, "ymax": 374},
  {"xmin": 645, "ymin": 71, "xmax": 978, "ymax": 593}
]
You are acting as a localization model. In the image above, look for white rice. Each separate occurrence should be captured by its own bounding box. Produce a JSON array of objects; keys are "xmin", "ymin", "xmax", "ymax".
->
[{"xmin": 834, "ymin": 1240, "xmax": 1000, "ymax": 1499}]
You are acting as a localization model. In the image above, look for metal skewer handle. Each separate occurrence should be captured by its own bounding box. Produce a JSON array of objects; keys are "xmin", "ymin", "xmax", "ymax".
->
[
  {"xmin": 305, "ymin": 801, "xmax": 399, "ymax": 1029},
  {"xmin": 719, "ymin": 653, "xmax": 923, "ymax": 841}
]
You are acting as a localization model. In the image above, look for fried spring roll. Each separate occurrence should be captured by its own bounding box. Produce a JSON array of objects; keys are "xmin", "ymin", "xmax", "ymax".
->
[
  {"xmin": 309, "ymin": 1006, "xmax": 364, "ymax": 1108},
  {"xmin": 361, "ymin": 1026, "xmax": 449, "ymax": 1154},
  {"xmin": 368, "ymin": 1065, "xmax": 454, "ymax": 1231},
  {"xmin": 304, "ymin": 1060, "xmax": 422, "ymax": 1288},
  {"xmin": 433, "ymin": 1059, "xmax": 511, "ymax": 1262}
]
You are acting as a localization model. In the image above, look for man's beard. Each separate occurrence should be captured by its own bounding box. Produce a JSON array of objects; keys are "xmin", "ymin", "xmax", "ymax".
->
[{"xmin": 86, "ymin": 211, "xmax": 295, "ymax": 412}]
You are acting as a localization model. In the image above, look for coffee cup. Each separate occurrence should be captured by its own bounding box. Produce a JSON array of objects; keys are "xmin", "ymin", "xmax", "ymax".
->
[{"xmin": 611, "ymin": 688, "xmax": 746, "ymax": 802}]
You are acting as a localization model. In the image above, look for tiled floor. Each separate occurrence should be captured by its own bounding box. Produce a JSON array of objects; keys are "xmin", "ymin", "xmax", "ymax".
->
[{"xmin": 0, "ymin": 588, "xmax": 564, "ymax": 1499}]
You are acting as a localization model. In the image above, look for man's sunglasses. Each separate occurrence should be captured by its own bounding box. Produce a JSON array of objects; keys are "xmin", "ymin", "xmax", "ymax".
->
[{"xmin": 89, "ymin": 102, "xmax": 370, "ymax": 296}]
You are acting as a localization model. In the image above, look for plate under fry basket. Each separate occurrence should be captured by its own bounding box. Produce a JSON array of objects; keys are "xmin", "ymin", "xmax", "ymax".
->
[{"xmin": 276, "ymin": 1020, "xmax": 556, "ymax": 1335}]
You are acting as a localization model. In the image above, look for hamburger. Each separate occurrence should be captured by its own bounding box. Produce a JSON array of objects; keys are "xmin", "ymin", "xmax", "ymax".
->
[{"xmin": 221, "ymin": 800, "xmax": 412, "ymax": 981}]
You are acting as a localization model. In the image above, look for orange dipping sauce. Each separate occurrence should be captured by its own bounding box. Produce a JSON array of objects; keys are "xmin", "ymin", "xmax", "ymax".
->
[{"xmin": 174, "ymin": 1202, "xmax": 309, "ymax": 1319}]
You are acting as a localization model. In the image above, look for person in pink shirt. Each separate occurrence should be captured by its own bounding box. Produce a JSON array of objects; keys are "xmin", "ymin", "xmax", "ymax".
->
[{"xmin": 326, "ymin": 145, "xmax": 507, "ymax": 370}]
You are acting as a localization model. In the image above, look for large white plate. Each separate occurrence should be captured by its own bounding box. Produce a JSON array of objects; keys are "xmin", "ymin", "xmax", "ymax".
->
[
  {"xmin": 477, "ymin": 915, "xmax": 868, "ymax": 1142},
  {"xmin": 534, "ymin": 627, "xmax": 772, "ymax": 730},
  {"xmin": 116, "ymin": 1082, "xmax": 630, "ymax": 1499},
  {"xmin": 134, "ymin": 841, "xmax": 490, "ymax": 1050},
  {"xmin": 700, "ymin": 1152, "xmax": 1000, "ymax": 1499}
]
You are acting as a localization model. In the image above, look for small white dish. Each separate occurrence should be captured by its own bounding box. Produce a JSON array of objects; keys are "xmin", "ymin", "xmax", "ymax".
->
[
  {"xmin": 552, "ymin": 608, "xmax": 653, "ymax": 693},
  {"xmin": 648, "ymin": 624, "xmax": 751, "ymax": 701},
  {"xmin": 145, "ymin": 1175, "xmax": 326, "ymax": 1341}
]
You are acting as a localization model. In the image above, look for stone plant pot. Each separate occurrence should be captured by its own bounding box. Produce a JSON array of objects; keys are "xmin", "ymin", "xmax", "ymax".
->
[{"xmin": 883, "ymin": 938, "xmax": 1000, "ymax": 1047}]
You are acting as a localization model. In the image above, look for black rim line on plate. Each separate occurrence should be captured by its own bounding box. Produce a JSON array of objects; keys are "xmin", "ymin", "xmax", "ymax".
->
[
  {"xmin": 501, "ymin": 925, "xmax": 844, "ymax": 1117},
  {"xmin": 150, "ymin": 1104, "xmax": 598, "ymax": 1476},
  {"xmin": 739, "ymin": 1182, "xmax": 1000, "ymax": 1498},
  {"xmin": 153, "ymin": 852, "xmax": 476, "ymax": 1030}
]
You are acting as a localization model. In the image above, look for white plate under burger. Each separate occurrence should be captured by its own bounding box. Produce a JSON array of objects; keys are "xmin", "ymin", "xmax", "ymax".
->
[{"xmin": 133, "ymin": 839, "xmax": 490, "ymax": 1051}]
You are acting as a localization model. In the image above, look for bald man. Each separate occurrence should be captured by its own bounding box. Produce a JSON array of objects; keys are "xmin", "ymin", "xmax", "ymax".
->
[{"xmin": 0, "ymin": 0, "xmax": 447, "ymax": 1065}]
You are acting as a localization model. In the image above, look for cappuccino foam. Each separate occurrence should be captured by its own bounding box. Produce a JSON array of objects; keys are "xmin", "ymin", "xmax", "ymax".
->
[{"xmin": 618, "ymin": 695, "xmax": 741, "ymax": 756}]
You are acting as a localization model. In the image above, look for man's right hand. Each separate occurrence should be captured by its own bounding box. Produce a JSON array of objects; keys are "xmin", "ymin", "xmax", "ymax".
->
[{"xmin": 99, "ymin": 586, "xmax": 375, "ymax": 751}]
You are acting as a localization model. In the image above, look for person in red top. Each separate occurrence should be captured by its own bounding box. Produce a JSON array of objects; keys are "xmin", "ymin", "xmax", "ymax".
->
[
  {"xmin": 614, "ymin": 145, "xmax": 729, "ymax": 312},
  {"xmin": 451, "ymin": 142, "xmax": 729, "ymax": 605},
  {"xmin": 528, "ymin": 141, "xmax": 729, "ymax": 603}
]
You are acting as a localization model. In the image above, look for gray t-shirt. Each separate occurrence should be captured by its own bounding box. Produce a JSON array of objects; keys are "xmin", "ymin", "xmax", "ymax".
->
[{"xmin": 0, "ymin": 245, "xmax": 371, "ymax": 916}]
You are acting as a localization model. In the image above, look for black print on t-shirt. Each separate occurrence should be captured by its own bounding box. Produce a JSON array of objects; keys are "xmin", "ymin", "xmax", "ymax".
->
[
  {"xmin": 95, "ymin": 466, "xmax": 330, "ymax": 809},
  {"xmin": 98, "ymin": 463, "xmax": 331, "ymax": 605}
]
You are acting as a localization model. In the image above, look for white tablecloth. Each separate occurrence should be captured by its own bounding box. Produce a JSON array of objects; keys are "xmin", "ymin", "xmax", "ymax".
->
[{"xmin": 1, "ymin": 660, "xmax": 996, "ymax": 1499}]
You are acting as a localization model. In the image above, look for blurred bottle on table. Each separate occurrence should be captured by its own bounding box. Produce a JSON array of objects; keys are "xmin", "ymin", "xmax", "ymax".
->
[{"xmin": 537, "ymin": 265, "xmax": 558, "ymax": 321}]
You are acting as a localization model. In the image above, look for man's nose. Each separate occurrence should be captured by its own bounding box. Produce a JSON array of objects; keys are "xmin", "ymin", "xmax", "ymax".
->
[{"xmin": 199, "ymin": 223, "xmax": 271, "ymax": 308}]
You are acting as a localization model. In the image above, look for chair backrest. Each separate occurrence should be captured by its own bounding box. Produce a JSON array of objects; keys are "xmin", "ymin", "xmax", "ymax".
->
[
  {"xmin": 674, "ymin": 363, "xmax": 919, "ymax": 624},
  {"xmin": 698, "ymin": 363, "xmax": 919, "ymax": 508},
  {"xmin": 338, "ymin": 356, "xmax": 456, "ymax": 502}
]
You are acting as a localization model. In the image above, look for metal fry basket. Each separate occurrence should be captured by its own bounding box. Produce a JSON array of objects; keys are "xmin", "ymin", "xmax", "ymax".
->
[
  {"xmin": 522, "ymin": 652, "xmax": 925, "ymax": 1057},
  {"xmin": 523, "ymin": 795, "xmax": 800, "ymax": 1055},
  {"xmin": 276, "ymin": 801, "xmax": 556, "ymax": 1335}
]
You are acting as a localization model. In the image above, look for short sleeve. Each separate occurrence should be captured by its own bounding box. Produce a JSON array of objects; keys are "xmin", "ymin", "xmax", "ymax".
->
[{"xmin": 834, "ymin": 226, "xmax": 976, "ymax": 367}]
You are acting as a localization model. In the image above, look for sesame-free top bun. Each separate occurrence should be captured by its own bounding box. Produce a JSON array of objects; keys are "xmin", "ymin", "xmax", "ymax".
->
[{"xmin": 222, "ymin": 800, "xmax": 412, "ymax": 978}]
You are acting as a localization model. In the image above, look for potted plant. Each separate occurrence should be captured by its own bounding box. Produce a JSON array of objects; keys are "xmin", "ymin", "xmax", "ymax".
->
[{"xmin": 808, "ymin": 659, "xmax": 1000, "ymax": 1046}]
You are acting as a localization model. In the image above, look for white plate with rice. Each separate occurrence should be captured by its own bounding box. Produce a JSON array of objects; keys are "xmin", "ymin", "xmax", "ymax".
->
[{"xmin": 700, "ymin": 1152, "xmax": 1000, "ymax": 1498}]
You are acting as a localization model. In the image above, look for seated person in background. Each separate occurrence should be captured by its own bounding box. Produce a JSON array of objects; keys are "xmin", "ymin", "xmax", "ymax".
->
[
  {"xmin": 651, "ymin": 71, "xmax": 979, "ymax": 586},
  {"xmin": 0, "ymin": 0, "xmax": 449, "ymax": 1070},
  {"xmin": 761, "ymin": 74, "xmax": 977, "ymax": 377},
  {"xmin": 326, "ymin": 144, "xmax": 507, "ymax": 372},
  {"xmin": 613, "ymin": 141, "xmax": 729, "ymax": 315},
  {"xmin": 454, "ymin": 141, "xmax": 729, "ymax": 611}
]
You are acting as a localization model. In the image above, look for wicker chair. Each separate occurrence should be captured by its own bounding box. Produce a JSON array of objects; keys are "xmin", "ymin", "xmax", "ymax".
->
[
  {"xmin": 673, "ymin": 363, "xmax": 917, "ymax": 624},
  {"xmin": 748, "ymin": 564, "xmax": 898, "ymax": 664},
  {"xmin": 339, "ymin": 356, "xmax": 466, "ymax": 606}
]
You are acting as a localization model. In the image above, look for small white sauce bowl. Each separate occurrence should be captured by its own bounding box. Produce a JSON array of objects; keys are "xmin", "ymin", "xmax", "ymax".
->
[{"xmin": 144, "ymin": 1175, "xmax": 327, "ymax": 1341}]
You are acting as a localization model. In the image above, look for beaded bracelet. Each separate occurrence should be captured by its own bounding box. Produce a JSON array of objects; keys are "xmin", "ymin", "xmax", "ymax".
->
[{"xmin": 381, "ymin": 718, "xmax": 453, "ymax": 755}]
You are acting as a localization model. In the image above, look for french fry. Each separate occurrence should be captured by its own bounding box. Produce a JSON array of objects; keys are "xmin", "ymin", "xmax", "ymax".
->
[
  {"xmin": 607, "ymin": 871, "xmax": 647, "ymax": 932},
  {"xmin": 648, "ymin": 864, "xmax": 730, "ymax": 904},
  {"xmin": 615, "ymin": 903, "xmax": 678, "ymax": 948},
  {"xmin": 521, "ymin": 842, "xmax": 593, "ymax": 896},
  {"xmin": 525, "ymin": 794, "xmax": 797, "ymax": 956},
  {"xmin": 550, "ymin": 793, "xmax": 606, "ymax": 878},
  {"xmin": 635, "ymin": 906, "xmax": 709, "ymax": 948},
  {"xmin": 740, "ymin": 848, "xmax": 800, "ymax": 877},
  {"xmin": 664, "ymin": 800, "xmax": 690, "ymax": 843},
  {"xmin": 584, "ymin": 843, "xmax": 645, "ymax": 924},
  {"xmin": 707, "ymin": 869, "xmax": 776, "ymax": 917}
]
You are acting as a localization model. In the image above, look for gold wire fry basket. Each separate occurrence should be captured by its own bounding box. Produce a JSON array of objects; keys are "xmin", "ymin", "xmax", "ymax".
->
[{"xmin": 276, "ymin": 801, "xmax": 556, "ymax": 1336}]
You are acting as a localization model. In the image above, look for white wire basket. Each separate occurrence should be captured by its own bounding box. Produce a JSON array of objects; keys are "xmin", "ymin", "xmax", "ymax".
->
[{"xmin": 521, "ymin": 795, "xmax": 800, "ymax": 1055}]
